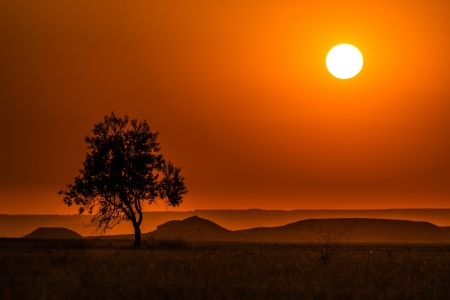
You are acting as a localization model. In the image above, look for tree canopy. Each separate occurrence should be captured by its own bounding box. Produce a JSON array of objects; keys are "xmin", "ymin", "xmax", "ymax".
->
[{"xmin": 59, "ymin": 112, "xmax": 188, "ymax": 246}]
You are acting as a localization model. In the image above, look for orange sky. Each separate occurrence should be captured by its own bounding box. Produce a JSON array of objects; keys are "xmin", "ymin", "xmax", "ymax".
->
[{"xmin": 1, "ymin": 0, "xmax": 450, "ymax": 214}]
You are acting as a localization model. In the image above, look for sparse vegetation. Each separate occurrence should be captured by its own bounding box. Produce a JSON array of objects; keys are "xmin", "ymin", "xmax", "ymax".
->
[
  {"xmin": 142, "ymin": 235, "xmax": 190, "ymax": 249},
  {"xmin": 1, "ymin": 239, "xmax": 450, "ymax": 300}
]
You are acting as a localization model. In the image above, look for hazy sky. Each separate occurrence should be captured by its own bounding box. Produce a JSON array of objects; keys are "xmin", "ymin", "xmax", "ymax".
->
[{"xmin": 1, "ymin": 0, "xmax": 450, "ymax": 214}]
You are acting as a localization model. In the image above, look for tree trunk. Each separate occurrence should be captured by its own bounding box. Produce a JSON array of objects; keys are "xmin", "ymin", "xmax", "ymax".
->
[{"xmin": 133, "ymin": 224, "xmax": 141, "ymax": 247}]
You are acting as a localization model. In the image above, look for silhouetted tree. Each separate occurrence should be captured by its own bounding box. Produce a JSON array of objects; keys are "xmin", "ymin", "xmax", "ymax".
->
[{"xmin": 58, "ymin": 112, "xmax": 187, "ymax": 247}]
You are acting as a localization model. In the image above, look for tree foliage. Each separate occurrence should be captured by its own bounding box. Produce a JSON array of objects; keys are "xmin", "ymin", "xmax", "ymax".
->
[{"xmin": 58, "ymin": 112, "xmax": 187, "ymax": 246}]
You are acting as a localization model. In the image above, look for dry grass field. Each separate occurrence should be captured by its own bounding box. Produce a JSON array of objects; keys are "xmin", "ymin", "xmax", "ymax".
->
[{"xmin": 1, "ymin": 238, "xmax": 450, "ymax": 300}]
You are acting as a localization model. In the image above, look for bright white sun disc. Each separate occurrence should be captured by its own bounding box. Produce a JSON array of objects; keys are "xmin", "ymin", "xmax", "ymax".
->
[{"xmin": 326, "ymin": 44, "xmax": 363, "ymax": 79}]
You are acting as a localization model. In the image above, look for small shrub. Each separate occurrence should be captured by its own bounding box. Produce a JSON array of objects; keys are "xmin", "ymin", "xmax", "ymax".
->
[
  {"xmin": 383, "ymin": 250, "xmax": 398, "ymax": 260},
  {"xmin": 319, "ymin": 244, "xmax": 335, "ymax": 261}
]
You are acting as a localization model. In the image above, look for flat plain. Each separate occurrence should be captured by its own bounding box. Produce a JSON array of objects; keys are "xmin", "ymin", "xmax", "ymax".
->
[{"xmin": 1, "ymin": 239, "xmax": 450, "ymax": 300}]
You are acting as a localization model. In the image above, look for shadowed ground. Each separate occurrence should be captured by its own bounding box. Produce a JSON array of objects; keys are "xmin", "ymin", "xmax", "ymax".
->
[{"xmin": 1, "ymin": 239, "xmax": 450, "ymax": 300}]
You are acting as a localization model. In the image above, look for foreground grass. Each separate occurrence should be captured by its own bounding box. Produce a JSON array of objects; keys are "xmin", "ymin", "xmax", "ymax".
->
[{"xmin": 1, "ymin": 239, "xmax": 450, "ymax": 299}]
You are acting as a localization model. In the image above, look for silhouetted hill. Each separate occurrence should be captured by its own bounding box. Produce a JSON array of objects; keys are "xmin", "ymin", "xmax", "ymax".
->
[
  {"xmin": 441, "ymin": 226, "xmax": 450, "ymax": 237},
  {"xmin": 239, "ymin": 219, "xmax": 449, "ymax": 243},
  {"xmin": 147, "ymin": 216, "xmax": 247, "ymax": 241},
  {"xmin": 23, "ymin": 227, "xmax": 82, "ymax": 239},
  {"xmin": 190, "ymin": 209, "xmax": 450, "ymax": 231},
  {"xmin": 2, "ymin": 209, "xmax": 450, "ymax": 237},
  {"xmin": 147, "ymin": 217, "xmax": 450, "ymax": 243}
]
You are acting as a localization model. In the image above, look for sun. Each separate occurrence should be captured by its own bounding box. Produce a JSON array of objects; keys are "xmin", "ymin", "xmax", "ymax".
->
[{"xmin": 326, "ymin": 44, "xmax": 363, "ymax": 79}]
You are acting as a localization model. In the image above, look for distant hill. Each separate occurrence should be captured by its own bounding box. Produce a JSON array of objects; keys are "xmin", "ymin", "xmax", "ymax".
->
[
  {"xmin": 148, "ymin": 216, "xmax": 245, "ymax": 241},
  {"xmin": 441, "ymin": 226, "xmax": 450, "ymax": 236},
  {"xmin": 189, "ymin": 209, "xmax": 450, "ymax": 231},
  {"xmin": 147, "ymin": 216, "xmax": 450, "ymax": 244},
  {"xmin": 23, "ymin": 227, "xmax": 82, "ymax": 239},
  {"xmin": 239, "ymin": 218, "xmax": 450, "ymax": 243},
  {"xmin": 2, "ymin": 209, "xmax": 450, "ymax": 237}
]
